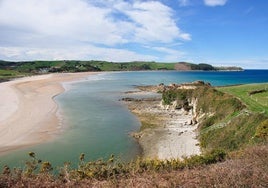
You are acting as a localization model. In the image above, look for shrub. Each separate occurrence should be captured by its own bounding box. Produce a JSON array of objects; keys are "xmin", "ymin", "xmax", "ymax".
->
[{"xmin": 255, "ymin": 119, "xmax": 268, "ymax": 140}]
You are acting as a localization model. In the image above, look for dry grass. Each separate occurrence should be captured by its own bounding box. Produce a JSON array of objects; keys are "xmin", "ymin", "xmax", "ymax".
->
[{"xmin": 1, "ymin": 144, "xmax": 267, "ymax": 187}]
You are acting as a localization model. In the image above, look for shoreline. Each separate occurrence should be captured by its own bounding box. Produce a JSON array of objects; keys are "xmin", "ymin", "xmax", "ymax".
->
[
  {"xmin": 0, "ymin": 72, "xmax": 98, "ymax": 156},
  {"xmin": 123, "ymin": 87, "xmax": 201, "ymax": 160}
]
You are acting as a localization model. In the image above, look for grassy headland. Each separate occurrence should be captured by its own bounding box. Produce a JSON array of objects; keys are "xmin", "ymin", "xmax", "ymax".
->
[
  {"xmin": 160, "ymin": 82, "xmax": 267, "ymax": 152},
  {"xmin": 218, "ymin": 83, "xmax": 268, "ymax": 115}
]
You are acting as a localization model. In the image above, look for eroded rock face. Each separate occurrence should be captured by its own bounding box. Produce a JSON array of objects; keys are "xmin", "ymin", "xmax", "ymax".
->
[
  {"xmin": 126, "ymin": 95, "xmax": 201, "ymax": 159},
  {"xmin": 159, "ymin": 81, "xmax": 212, "ymax": 126},
  {"xmin": 160, "ymin": 81, "xmax": 213, "ymax": 125},
  {"xmin": 123, "ymin": 81, "xmax": 231, "ymax": 159},
  {"xmin": 122, "ymin": 83, "xmax": 204, "ymax": 159},
  {"xmin": 160, "ymin": 96, "xmax": 205, "ymax": 126},
  {"xmin": 124, "ymin": 80, "xmax": 248, "ymax": 160}
]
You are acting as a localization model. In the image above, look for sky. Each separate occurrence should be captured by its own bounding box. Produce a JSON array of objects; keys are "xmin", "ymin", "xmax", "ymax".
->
[{"xmin": 0, "ymin": 0, "xmax": 268, "ymax": 69}]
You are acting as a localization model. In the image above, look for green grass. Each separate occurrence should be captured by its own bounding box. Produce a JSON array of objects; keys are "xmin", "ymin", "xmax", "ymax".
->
[
  {"xmin": 91, "ymin": 61, "xmax": 176, "ymax": 71},
  {"xmin": 196, "ymin": 83, "xmax": 268, "ymax": 151},
  {"xmin": 1, "ymin": 60, "xmax": 176, "ymax": 73},
  {"xmin": 148, "ymin": 62, "xmax": 176, "ymax": 70},
  {"xmin": 161, "ymin": 84, "xmax": 267, "ymax": 152},
  {"xmin": 0, "ymin": 69, "xmax": 27, "ymax": 82},
  {"xmin": 217, "ymin": 83, "xmax": 268, "ymax": 115},
  {"xmin": 0, "ymin": 69, "xmax": 19, "ymax": 76},
  {"xmin": 200, "ymin": 112, "xmax": 267, "ymax": 151}
]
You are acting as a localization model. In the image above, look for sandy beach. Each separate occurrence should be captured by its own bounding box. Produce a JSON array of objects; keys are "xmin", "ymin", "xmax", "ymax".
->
[{"xmin": 0, "ymin": 72, "xmax": 97, "ymax": 155}]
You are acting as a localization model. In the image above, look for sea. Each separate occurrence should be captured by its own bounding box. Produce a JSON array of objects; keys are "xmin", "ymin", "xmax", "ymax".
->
[{"xmin": 1, "ymin": 70, "xmax": 268, "ymax": 169}]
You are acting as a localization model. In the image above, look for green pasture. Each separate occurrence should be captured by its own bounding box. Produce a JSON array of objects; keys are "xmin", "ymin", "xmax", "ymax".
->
[
  {"xmin": 218, "ymin": 83, "xmax": 268, "ymax": 115},
  {"xmin": 0, "ymin": 69, "xmax": 27, "ymax": 81}
]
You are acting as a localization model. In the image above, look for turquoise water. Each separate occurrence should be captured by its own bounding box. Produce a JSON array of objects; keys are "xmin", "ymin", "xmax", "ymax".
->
[{"xmin": 1, "ymin": 70, "xmax": 268, "ymax": 169}]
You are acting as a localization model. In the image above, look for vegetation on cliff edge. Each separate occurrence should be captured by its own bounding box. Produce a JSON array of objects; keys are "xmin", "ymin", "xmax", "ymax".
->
[{"xmin": 162, "ymin": 83, "xmax": 267, "ymax": 152}]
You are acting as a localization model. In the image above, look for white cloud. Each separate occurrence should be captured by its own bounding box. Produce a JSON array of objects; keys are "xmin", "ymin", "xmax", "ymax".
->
[
  {"xmin": 204, "ymin": 0, "xmax": 228, "ymax": 7},
  {"xmin": 0, "ymin": 0, "xmax": 190, "ymax": 61},
  {"xmin": 0, "ymin": 0, "xmax": 129, "ymax": 46},
  {"xmin": 0, "ymin": 46, "xmax": 156, "ymax": 62},
  {"xmin": 115, "ymin": 1, "xmax": 191, "ymax": 42}
]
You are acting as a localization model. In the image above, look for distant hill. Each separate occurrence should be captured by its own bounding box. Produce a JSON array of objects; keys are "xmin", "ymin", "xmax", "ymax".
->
[
  {"xmin": 174, "ymin": 62, "xmax": 243, "ymax": 71},
  {"xmin": 0, "ymin": 60, "xmax": 175, "ymax": 73},
  {"xmin": 0, "ymin": 60, "xmax": 243, "ymax": 82}
]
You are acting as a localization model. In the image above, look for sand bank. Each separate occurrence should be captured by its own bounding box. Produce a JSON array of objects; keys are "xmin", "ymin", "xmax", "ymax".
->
[
  {"xmin": 123, "ymin": 90, "xmax": 200, "ymax": 160},
  {"xmin": 0, "ymin": 72, "xmax": 97, "ymax": 155}
]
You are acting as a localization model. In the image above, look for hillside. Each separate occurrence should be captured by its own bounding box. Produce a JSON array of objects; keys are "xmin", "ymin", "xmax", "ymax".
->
[
  {"xmin": 0, "ymin": 60, "xmax": 243, "ymax": 82},
  {"xmin": 160, "ymin": 82, "xmax": 267, "ymax": 151},
  {"xmin": 174, "ymin": 62, "xmax": 216, "ymax": 71},
  {"xmin": 174, "ymin": 62, "xmax": 243, "ymax": 71}
]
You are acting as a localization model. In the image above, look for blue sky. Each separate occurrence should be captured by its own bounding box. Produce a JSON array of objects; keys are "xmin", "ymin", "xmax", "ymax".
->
[{"xmin": 0, "ymin": 0, "xmax": 267, "ymax": 69}]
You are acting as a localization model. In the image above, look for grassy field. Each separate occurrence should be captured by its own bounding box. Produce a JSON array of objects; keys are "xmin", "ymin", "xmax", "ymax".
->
[
  {"xmin": 0, "ymin": 69, "xmax": 27, "ymax": 82},
  {"xmin": 218, "ymin": 83, "xmax": 268, "ymax": 115},
  {"xmin": 0, "ymin": 69, "xmax": 20, "ymax": 77}
]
